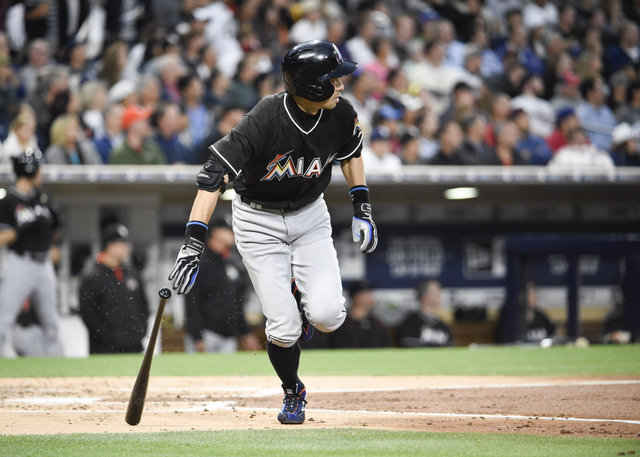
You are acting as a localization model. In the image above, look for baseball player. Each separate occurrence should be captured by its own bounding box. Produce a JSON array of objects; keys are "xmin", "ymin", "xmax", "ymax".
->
[
  {"xmin": 169, "ymin": 40, "xmax": 378, "ymax": 424},
  {"xmin": 0, "ymin": 149, "xmax": 64, "ymax": 358}
]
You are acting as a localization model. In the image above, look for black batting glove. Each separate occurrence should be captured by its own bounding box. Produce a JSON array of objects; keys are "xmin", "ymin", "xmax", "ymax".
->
[
  {"xmin": 168, "ymin": 222, "xmax": 207, "ymax": 295},
  {"xmin": 350, "ymin": 186, "xmax": 378, "ymax": 254}
]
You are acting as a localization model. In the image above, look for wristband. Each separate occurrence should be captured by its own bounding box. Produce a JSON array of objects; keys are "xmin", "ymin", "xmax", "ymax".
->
[
  {"xmin": 349, "ymin": 185, "xmax": 370, "ymax": 207},
  {"xmin": 185, "ymin": 221, "xmax": 208, "ymax": 244}
]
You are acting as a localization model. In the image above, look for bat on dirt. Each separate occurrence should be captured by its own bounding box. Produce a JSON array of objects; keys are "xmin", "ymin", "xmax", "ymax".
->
[{"xmin": 125, "ymin": 287, "xmax": 172, "ymax": 426}]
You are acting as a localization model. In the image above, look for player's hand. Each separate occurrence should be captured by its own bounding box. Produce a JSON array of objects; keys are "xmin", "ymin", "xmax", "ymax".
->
[
  {"xmin": 168, "ymin": 237, "xmax": 205, "ymax": 295},
  {"xmin": 352, "ymin": 203, "xmax": 378, "ymax": 254}
]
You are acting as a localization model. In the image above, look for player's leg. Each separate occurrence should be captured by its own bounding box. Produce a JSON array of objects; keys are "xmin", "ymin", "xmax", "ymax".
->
[
  {"xmin": 0, "ymin": 253, "xmax": 35, "ymax": 357},
  {"xmin": 31, "ymin": 261, "xmax": 63, "ymax": 357},
  {"xmin": 288, "ymin": 198, "xmax": 346, "ymax": 333}
]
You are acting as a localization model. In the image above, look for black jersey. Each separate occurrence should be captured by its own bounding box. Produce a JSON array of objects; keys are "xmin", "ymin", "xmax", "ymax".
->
[
  {"xmin": 0, "ymin": 185, "xmax": 63, "ymax": 253},
  {"xmin": 208, "ymin": 92, "xmax": 363, "ymax": 210}
]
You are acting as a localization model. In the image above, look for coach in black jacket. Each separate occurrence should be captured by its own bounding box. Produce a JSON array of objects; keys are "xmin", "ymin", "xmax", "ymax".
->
[{"xmin": 79, "ymin": 223, "xmax": 149, "ymax": 354}]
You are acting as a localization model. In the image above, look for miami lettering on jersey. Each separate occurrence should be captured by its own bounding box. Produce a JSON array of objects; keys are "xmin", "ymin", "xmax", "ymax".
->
[
  {"xmin": 261, "ymin": 151, "xmax": 337, "ymax": 181},
  {"xmin": 15, "ymin": 203, "xmax": 53, "ymax": 228}
]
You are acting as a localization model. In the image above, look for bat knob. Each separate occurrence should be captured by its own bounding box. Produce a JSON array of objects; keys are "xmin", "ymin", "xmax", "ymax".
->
[{"xmin": 159, "ymin": 288, "xmax": 172, "ymax": 299}]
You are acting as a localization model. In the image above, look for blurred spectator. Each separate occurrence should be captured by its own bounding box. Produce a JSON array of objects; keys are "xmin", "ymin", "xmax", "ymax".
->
[
  {"xmin": 399, "ymin": 126, "xmax": 424, "ymax": 165},
  {"xmin": 345, "ymin": 11, "xmax": 378, "ymax": 68},
  {"xmin": 459, "ymin": 113, "xmax": 493, "ymax": 165},
  {"xmin": 98, "ymin": 40, "xmax": 129, "ymax": 88},
  {"xmin": 486, "ymin": 62, "xmax": 527, "ymax": 99},
  {"xmin": 495, "ymin": 25, "xmax": 544, "ymax": 76},
  {"xmin": 523, "ymin": 0, "xmax": 558, "ymax": 33},
  {"xmin": 329, "ymin": 280, "xmax": 389, "ymax": 349},
  {"xmin": 547, "ymin": 127, "xmax": 615, "ymax": 173},
  {"xmin": 440, "ymin": 81, "xmax": 477, "ymax": 126},
  {"xmin": 437, "ymin": 19, "xmax": 466, "ymax": 69},
  {"xmin": 396, "ymin": 279, "xmax": 453, "ymax": 347},
  {"xmin": 193, "ymin": 105, "xmax": 246, "ymax": 165},
  {"xmin": 364, "ymin": 35, "xmax": 395, "ymax": 100},
  {"xmin": 610, "ymin": 123, "xmax": 640, "ymax": 166},
  {"xmin": 109, "ymin": 104, "xmax": 166, "ymax": 165},
  {"xmin": 483, "ymin": 120, "xmax": 525, "ymax": 165},
  {"xmin": 484, "ymin": 92, "xmax": 512, "ymax": 147},
  {"xmin": 603, "ymin": 21, "xmax": 640, "ymax": 80},
  {"xmin": 0, "ymin": 54, "xmax": 23, "ymax": 140},
  {"xmin": 467, "ymin": 26, "xmax": 503, "ymax": 79},
  {"xmin": 289, "ymin": 0, "xmax": 327, "ymax": 44},
  {"xmin": 92, "ymin": 103, "xmax": 124, "ymax": 164},
  {"xmin": 149, "ymin": 102, "xmax": 191, "ymax": 165},
  {"xmin": 1, "ymin": 108, "xmax": 39, "ymax": 163},
  {"xmin": 343, "ymin": 71, "xmax": 378, "ymax": 138},
  {"xmin": 18, "ymin": 38, "xmax": 51, "ymax": 97},
  {"xmin": 549, "ymin": 69, "xmax": 582, "ymax": 112},
  {"xmin": 510, "ymin": 108, "xmax": 553, "ymax": 165},
  {"xmin": 107, "ymin": 79, "xmax": 138, "ymax": 107},
  {"xmin": 0, "ymin": 148, "xmax": 64, "ymax": 358},
  {"xmin": 79, "ymin": 80, "xmax": 108, "ymax": 140},
  {"xmin": 137, "ymin": 74, "xmax": 162, "ymax": 111},
  {"xmin": 405, "ymin": 39, "xmax": 465, "ymax": 116},
  {"xmin": 510, "ymin": 73, "xmax": 555, "ymax": 138},
  {"xmin": 155, "ymin": 53, "xmax": 186, "ymax": 104},
  {"xmin": 546, "ymin": 107, "xmax": 580, "ymax": 153},
  {"xmin": 178, "ymin": 72, "xmax": 211, "ymax": 152},
  {"xmin": 45, "ymin": 113, "xmax": 101, "ymax": 164},
  {"xmin": 65, "ymin": 40, "xmax": 92, "ymax": 92},
  {"xmin": 226, "ymin": 53, "xmax": 261, "ymax": 111},
  {"xmin": 417, "ymin": 110, "xmax": 440, "ymax": 162},
  {"xmin": 79, "ymin": 223, "xmax": 149, "ymax": 354},
  {"xmin": 429, "ymin": 121, "xmax": 465, "ymax": 165},
  {"xmin": 607, "ymin": 70, "xmax": 632, "ymax": 113},
  {"xmin": 615, "ymin": 79, "xmax": 640, "ymax": 125},
  {"xmin": 575, "ymin": 77, "xmax": 617, "ymax": 152},
  {"xmin": 184, "ymin": 219, "xmax": 261, "ymax": 353},
  {"xmin": 27, "ymin": 64, "xmax": 70, "ymax": 149},
  {"xmin": 361, "ymin": 126, "xmax": 402, "ymax": 173}
]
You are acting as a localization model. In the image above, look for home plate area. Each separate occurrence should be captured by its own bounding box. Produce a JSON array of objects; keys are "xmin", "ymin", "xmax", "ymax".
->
[{"xmin": 1, "ymin": 376, "xmax": 639, "ymax": 437}]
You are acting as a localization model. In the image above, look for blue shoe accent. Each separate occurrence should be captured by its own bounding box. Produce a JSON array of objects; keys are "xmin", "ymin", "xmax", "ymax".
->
[
  {"xmin": 292, "ymin": 278, "xmax": 314, "ymax": 342},
  {"xmin": 277, "ymin": 383, "xmax": 307, "ymax": 424}
]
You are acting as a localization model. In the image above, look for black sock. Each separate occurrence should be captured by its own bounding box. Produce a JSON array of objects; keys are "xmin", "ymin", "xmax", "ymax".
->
[{"xmin": 267, "ymin": 341, "xmax": 302, "ymax": 390}]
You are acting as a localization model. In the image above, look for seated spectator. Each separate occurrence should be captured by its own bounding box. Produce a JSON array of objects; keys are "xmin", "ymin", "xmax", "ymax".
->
[
  {"xmin": 178, "ymin": 72, "xmax": 212, "ymax": 152},
  {"xmin": 225, "ymin": 54, "xmax": 261, "ymax": 111},
  {"xmin": 549, "ymin": 69, "xmax": 582, "ymax": 113},
  {"xmin": 361, "ymin": 126, "xmax": 402, "ymax": 173},
  {"xmin": 510, "ymin": 108, "xmax": 552, "ymax": 165},
  {"xmin": 429, "ymin": 121, "xmax": 465, "ymax": 165},
  {"xmin": 547, "ymin": 127, "xmax": 616, "ymax": 173},
  {"xmin": 1, "ymin": 108, "xmax": 39, "ymax": 163},
  {"xmin": 458, "ymin": 113, "xmax": 493, "ymax": 165},
  {"xmin": 610, "ymin": 123, "xmax": 640, "ymax": 167},
  {"xmin": 497, "ymin": 281, "xmax": 556, "ymax": 344},
  {"xmin": 109, "ymin": 104, "xmax": 166, "ymax": 165},
  {"xmin": 575, "ymin": 77, "xmax": 617, "ymax": 152},
  {"xmin": 45, "ymin": 114, "xmax": 102, "ymax": 165},
  {"xmin": 79, "ymin": 80, "xmax": 109, "ymax": 140},
  {"xmin": 193, "ymin": 105, "xmax": 246, "ymax": 165},
  {"xmin": 150, "ymin": 102, "xmax": 191, "ymax": 164},
  {"xmin": 615, "ymin": 80, "xmax": 640, "ymax": 125},
  {"xmin": 79, "ymin": 223, "xmax": 149, "ymax": 354},
  {"xmin": 92, "ymin": 103, "xmax": 124, "ymax": 164},
  {"xmin": 440, "ymin": 81, "xmax": 477, "ymax": 126},
  {"xmin": 545, "ymin": 107, "xmax": 580, "ymax": 154},
  {"xmin": 510, "ymin": 73, "xmax": 555, "ymax": 139},
  {"xmin": 417, "ymin": 110, "xmax": 440, "ymax": 162},
  {"xmin": 484, "ymin": 92, "xmax": 512, "ymax": 147},
  {"xmin": 184, "ymin": 219, "xmax": 261, "ymax": 353},
  {"xmin": 397, "ymin": 279, "xmax": 453, "ymax": 347},
  {"xmin": 329, "ymin": 280, "xmax": 388, "ymax": 349},
  {"xmin": 399, "ymin": 126, "xmax": 425, "ymax": 165},
  {"xmin": 289, "ymin": 0, "xmax": 327, "ymax": 44},
  {"xmin": 0, "ymin": 53, "xmax": 22, "ymax": 140},
  {"xmin": 482, "ymin": 120, "xmax": 525, "ymax": 165}
]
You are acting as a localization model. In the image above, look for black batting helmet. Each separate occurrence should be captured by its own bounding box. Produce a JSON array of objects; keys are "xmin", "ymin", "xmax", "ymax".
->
[
  {"xmin": 282, "ymin": 40, "xmax": 357, "ymax": 102},
  {"xmin": 12, "ymin": 148, "xmax": 42, "ymax": 179}
]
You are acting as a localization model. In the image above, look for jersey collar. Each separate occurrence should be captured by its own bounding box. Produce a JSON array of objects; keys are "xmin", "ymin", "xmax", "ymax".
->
[{"xmin": 283, "ymin": 94, "xmax": 323, "ymax": 135}]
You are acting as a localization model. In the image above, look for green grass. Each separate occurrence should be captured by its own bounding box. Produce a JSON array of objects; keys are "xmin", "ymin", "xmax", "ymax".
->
[
  {"xmin": 1, "ymin": 345, "xmax": 638, "ymax": 378},
  {"xmin": 1, "ymin": 429, "xmax": 638, "ymax": 457}
]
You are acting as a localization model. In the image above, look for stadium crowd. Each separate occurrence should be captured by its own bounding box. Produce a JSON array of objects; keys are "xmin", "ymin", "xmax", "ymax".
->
[{"xmin": 0, "ymin": 0, "xmax": 639, "ymax": 172}]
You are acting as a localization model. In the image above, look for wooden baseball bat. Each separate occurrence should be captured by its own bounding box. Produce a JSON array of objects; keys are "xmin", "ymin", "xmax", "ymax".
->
[{"xmin": 125, "ymin": 287, "xmax": 172, "ymax": 426}]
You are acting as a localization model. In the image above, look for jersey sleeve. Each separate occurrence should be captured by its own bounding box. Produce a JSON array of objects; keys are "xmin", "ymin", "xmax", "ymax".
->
[
  {"xmin": 208, "ymin": 114, "xmax": 263, "ymax": 179},
  {"xmin": 335, "ymin": 99, "xmax": 364, "ymax": 161},
  {"xmin": 0, "ymin": 196, "xmax": 16, "ymax": 232}
]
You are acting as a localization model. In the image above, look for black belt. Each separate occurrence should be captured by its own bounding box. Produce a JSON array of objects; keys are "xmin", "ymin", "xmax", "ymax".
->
[
  {"xmin": 14, "ymin": 250, "xmax": 49, "ymax": 263},
  {"xmin": 240, "ymin": 196, "xmax": 291, "ymax": 214}
]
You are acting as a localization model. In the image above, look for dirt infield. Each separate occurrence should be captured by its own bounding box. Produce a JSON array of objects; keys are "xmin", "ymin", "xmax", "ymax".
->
[{"xmin": 1, "ymin": 376, "xmax": 639, "ymax": 438}]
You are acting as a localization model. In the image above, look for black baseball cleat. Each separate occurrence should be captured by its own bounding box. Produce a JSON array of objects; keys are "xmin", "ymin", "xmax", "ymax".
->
[
  {"xmin": 277, "ymin": 383, "xmax": 307, "ymax": 424},
  {"xmin": 292, "ymin": 278, "xmax": 314, "ymax": 342}
]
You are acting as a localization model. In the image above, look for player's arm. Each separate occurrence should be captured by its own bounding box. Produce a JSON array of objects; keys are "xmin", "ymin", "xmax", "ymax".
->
[
  {"xmin": 340, "ymin": 156, "xmax": 378, "ymax": 254},
  {"xmin": 168, "ymin": 159, "xmax": 230, "ymax": 295},
  {"xmin": 0, "ymin": 228, "xmax": 17, "ymax": 248}
]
